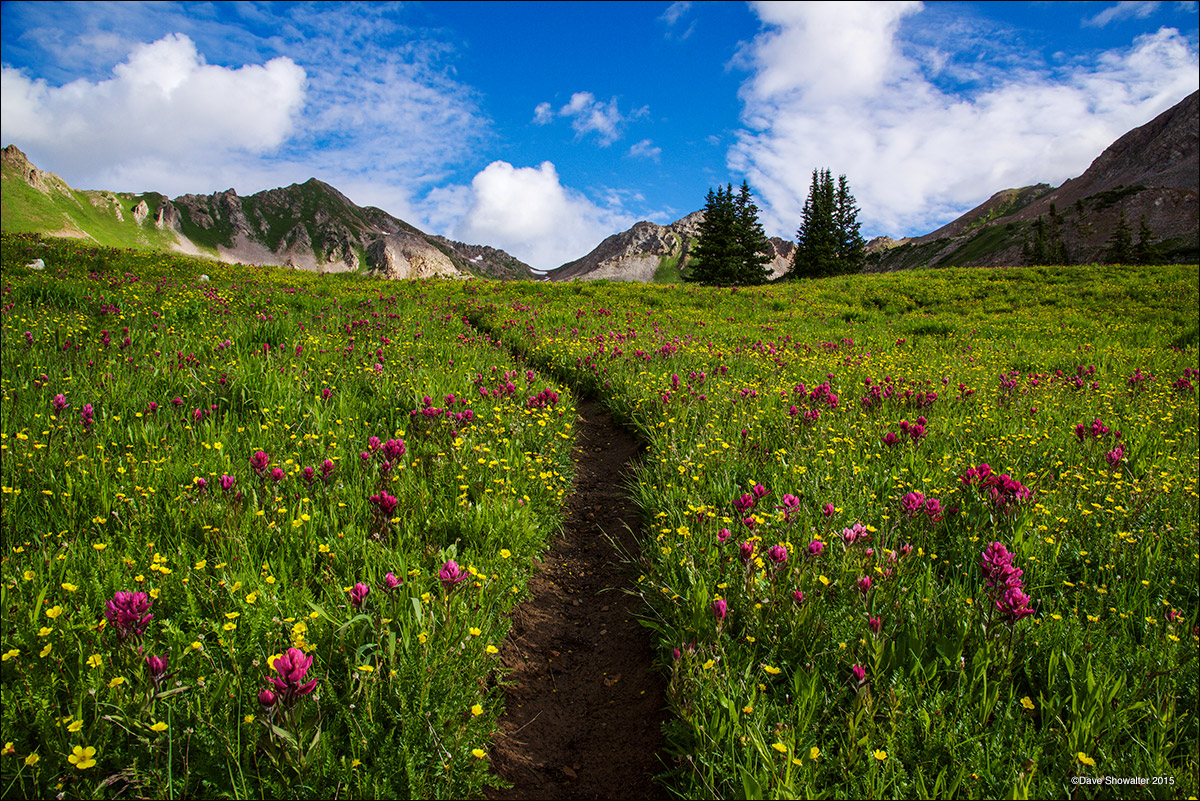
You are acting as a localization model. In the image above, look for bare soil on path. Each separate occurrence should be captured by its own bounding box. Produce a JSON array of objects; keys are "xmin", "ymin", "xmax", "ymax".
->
[{"xmin": 486, "ymin": 397, "xmax": 669, "ymax": 801}]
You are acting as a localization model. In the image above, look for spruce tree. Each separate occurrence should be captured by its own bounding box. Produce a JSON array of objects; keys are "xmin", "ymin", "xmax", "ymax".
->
[
  {"xmin": 1132, "ymin": 214, "xmax": 1162, "ymax": 265},
  {"xmin": 733, "ymin": 181, "xmax": 773, "ymax": 285},
  {"xmin": 835, "ymin": 174, "xmax": 865, "ymax": 272},
  {"xmin": 685, "ymin": 186, "xmax": 738, "ymax": 286},
  {"xmin": 789, "ymin": 169, "xmax": 863, "ymax": 278},
  {"xmin": 685, "ymin": 182, "xmax": 773, "ymax": 286},
  {"xmin": 791, "ymin": 169, "xmax": 838, "ymax": 278},
  {"xmin": 1104, "ymin": 211, "xmax": 1133, "ymax": 264}
]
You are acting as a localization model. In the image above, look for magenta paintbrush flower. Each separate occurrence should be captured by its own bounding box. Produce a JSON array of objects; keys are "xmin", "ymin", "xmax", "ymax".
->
[
  {"xmin": 712, "ymin": 598, "xmax": 728, "ymax": 623},
  {"xmin": 250, "ymin": 450, "xmax": 270, "ymax": 476},
  {"xmin": 145, "ymin": 654, "xmax": 168, "ymax": 687},
  {"xmin": 733, "ymin": 493, "xmax": 755, "ymax": 513},
  {"xmin": 104, "ymin": 591, "xmax": 153, "ymax": 641},
  {"xmin": 439, "ymin": 560, "xmax": 467, "ymax": 591},
  {"xmin": 349, "ymin": 582, "xmax": 370, "ymax": 609},
  {"xmin": 767, "ymin": 544, "xmax": 788, "ymax": 566},
  {"xmin": 267, "ymin": 647, "xmax": 318, "ymax": 708},
  {"xmin": 370, "ymin": 491, "xmax": 398, "ymax": 517},
  {"xmin": 995, "ymin": 586, "xmax": 1035, "ymax": 622}
]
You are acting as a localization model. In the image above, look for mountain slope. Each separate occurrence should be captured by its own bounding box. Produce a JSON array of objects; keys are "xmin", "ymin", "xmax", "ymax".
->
[
  {"xmin": 545, "ymin": 210, "xmax": 796, "ymax": 283},
  {"xmin": 868, "ymin": 90, "xmax": 1199, "ymax": 269},
  {"xmin": 0, "ymin": 146, "xmax": 536, "ymax": 280}
]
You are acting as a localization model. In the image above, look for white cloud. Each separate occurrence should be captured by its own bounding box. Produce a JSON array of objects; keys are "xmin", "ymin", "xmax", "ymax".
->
[
  {"xmin": 452, "ymin": 161, "xmax": 637, "ymax": 271},
  {"xmin": 660, "ymin": 1, "xmax": 696, "ymax": 39},
  {"xmin": 1083, "ymin": 1, "xmax": 1161, "ymax": 28},
  {"xmin": 1, "ymin": 33, "xmax": 305, "ymax": 190},
  {"xmin": 533, "ymin": 101, "xmax": 554, "ymax": 124},
  {"xmin": 730, "ymin": 2, "xmax": 1200, "ymax": 238},
  {"xmin": 533, "ymin": 91, "xmax": 646, "ymax": 146},
  {"xmin": 628, "ymin": 138, "xmax": 662, "ymax": 160},
  {"xmin": 661, "ymin": 1, "xmax": 692, "ymax": 27},
  {"xmin": 0, "ymin": 6, "xmax": 491, "ymax": 218}
]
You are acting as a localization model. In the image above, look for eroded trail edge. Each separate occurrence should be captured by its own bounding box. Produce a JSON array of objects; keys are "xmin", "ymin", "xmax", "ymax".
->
[{"xmin": 486, "ymin": 396, "xmax": 667, "ymax": 801}]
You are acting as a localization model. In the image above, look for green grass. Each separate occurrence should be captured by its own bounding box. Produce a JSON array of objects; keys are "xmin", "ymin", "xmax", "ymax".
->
[
  {"xmin": 464, "ymin": 264, "xmax": 1199, "ymax": 800},
  {"xmin": 653, "ymin": 252, "xmax": 684, "ymax": 284},
  {"xmin": 0, "ymin": 233, "xmax": 575, "ymax": 799},
  {"xmin": 1, "ymin": 172, "xmax": 206, "ymax": 255},
  {"xmin": 2, "ymin": 232, "xmax": 1196, "ymax": 800}
]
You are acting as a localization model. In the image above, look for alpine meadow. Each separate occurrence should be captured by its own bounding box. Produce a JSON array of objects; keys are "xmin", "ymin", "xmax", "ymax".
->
[
  {"xmin": 1, "ymin": 2, "xmax": 1198, "ymax": 799},
  {"xmin": 1, "ymin": 230, "xmax": 1196, "ymax": 799}
]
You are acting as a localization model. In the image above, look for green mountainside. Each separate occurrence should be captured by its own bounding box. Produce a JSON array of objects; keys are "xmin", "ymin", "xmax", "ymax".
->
[{"xmin": 1, "ymin": 145, "xmax": 536, "ymax": 280}]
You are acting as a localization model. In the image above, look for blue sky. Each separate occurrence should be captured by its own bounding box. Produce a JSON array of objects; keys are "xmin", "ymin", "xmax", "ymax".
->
[{"xmin": 2, "ymin": 1, "xmax": 1197, "ymax": 271}]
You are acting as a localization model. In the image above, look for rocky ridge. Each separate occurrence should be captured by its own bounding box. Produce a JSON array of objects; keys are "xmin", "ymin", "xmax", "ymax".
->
[
  {"xmin": 1, "ymin": 146, "xmax": 535, "ymax": 281},
  {"xmin": 546, "ymin": 210, "xmax": 796, "ymax": 282},
  {"xmin": 869, "ymin": 90, "xmax": 1199, "ymax": 270}
]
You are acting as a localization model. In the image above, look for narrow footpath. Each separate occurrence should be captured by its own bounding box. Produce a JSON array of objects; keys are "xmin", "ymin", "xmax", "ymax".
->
[{"xmin": 486, "ymin": 396, "xmax": 668, "ymax": 801}]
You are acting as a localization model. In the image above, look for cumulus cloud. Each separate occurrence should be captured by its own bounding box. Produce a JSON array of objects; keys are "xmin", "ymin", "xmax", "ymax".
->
[
  {"xmin": 0, "ymin": 5, "xmax": 491, "ymax": 214},
  {"xmin": 452, "ymin": 161, "xmax": 637, "ymax": 271},
  {"xmin": 532, "ymin": 91, "xmax": 647, "ymax": 146},
  {"xmin": 1, "ymin": 33, "xmax": 305, "ymax": 189},
  {"xmin": 1083, "ymin": 1, "xmax": 1161, "ymax": 28},
  {"xmin": 730, "ymin": 2, "xmax": 1200, "ymax": 238},
  {"xmin": 532, "ymin": 101, "xmax": 554, "ymax": 124},
  {"xmin": 628, "ymin": 138, "xmax": 662, "ymax": 160}
]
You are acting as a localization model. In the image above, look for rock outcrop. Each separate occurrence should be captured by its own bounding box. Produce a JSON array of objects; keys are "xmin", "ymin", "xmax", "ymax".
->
[
  {"xmin": 545, "ymin": 210, "xmax": 796, "ymax": 282},
  {"xmin": 1, "ymin": 145, "xmax": 71, "ymax": 195}
]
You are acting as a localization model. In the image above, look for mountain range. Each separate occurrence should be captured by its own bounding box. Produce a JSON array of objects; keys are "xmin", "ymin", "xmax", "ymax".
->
[
  {"xmin": 2, "ymin": 90, "xmax": 1196, "ymax": 279},
  {"xmin": 0, "ymin": 147, "xmax": 535, "ymax": 281}
]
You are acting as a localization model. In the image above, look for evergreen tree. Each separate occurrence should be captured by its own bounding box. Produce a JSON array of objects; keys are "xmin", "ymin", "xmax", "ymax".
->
[
  {"xmin": 789, "ymin": 169, "xmax": 863, "ymax": 278},
  {"xmin": 684, "ymin": 182, "xmax": 773, "ymax": 286},
  {"xmin": 1048, "ymin": 204, "xmax": 1070, "ymax": 264},
  {"xmin": 1104, "ymin": 210, "xmax": 1133, "ymax": 264},
  {"xmin": 835, "ymin": 174, "xmax": 866, "ymax": 272},
  {"xmin": 732, "ymin": 181, "xmax": 773, "ymax": 285},
  {"xmin": 1024, "ymin": 216, "xmax": 1048, "ymax": 265},
  {"xmin": 684, "ymin": 185, "xmax": 737, "ymax": 286},
  {"xmin": 1132, "ymin": 214, "xmax": 1163, "ymax": 265}
]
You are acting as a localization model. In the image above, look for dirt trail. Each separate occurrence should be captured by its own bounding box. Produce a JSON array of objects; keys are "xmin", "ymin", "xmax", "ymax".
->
[{"xmin": 486, "ymin": 397, "xmax": 668, "ymax": 801}]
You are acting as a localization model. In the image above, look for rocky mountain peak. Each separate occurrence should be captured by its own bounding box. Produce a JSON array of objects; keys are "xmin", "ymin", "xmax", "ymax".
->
[{"xmin": 2, "ymin": 144, "xmax": 71, "ymax": 195}]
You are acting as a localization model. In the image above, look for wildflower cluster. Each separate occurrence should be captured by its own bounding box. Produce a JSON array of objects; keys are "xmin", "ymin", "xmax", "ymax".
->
[{"xmin": 980, "ymin": 542, "xmax": 1034, "ymax": 624}]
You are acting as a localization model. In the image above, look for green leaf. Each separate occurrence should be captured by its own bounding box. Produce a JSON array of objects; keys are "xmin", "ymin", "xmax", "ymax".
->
[{"xmin": 739, "ymin": 766, "xmax": 763, "ymax": 800}]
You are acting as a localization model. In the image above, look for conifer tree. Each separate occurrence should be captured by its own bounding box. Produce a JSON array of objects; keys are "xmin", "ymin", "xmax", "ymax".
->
[
  {"xmin": 835, "ymin": 174, "xmax": 865, "ymax": 272},
  {"xmin": 685, "ymin": 183, "xmax": 773, "ymax": 286},
  {"xmin": 1104, "ymin": 211, "xmax": 1133, "ymax": 264},
  {"xmin": 685, "ymin": 185, "xmax": 737, "ymax": 286},
  {"xmin": 1132, "ymin": 214, "xmax": 1162, "ymax": 265},
  {"xmin": 732, "ymin": 181, "xmax": 773, "ymax": 285},
  {"xmin": 789, "ymin": 169, "xmax": 864, "ymax": 278}
]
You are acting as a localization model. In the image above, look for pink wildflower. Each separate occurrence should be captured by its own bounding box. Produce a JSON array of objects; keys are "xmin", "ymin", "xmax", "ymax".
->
[
  {"xmin": 439, "ymin": 560, "xmax": 467, "ymax": 591},
  {"xmin": 266, "ymin": 648, "xmax": 318, "ymax": 708}
]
